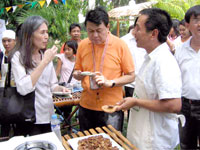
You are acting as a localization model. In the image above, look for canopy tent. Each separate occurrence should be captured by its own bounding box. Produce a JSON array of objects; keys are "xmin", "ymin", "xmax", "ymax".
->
[{"xmin": 108, "ymin": 1, "xmax": 157, "ymax": 37}]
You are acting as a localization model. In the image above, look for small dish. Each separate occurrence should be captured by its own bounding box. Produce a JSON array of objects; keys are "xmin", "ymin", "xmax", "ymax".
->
[
  {"xmin": 102, "ymin": 105, "xmax": 118, "ymax": 113},
  {"xmin": 52, "ymin": 91, "xmax": 71, "ymax": 96},
  {"xmin": 80, "ymin": 71, "xmax": 95, "ymax": 76}
]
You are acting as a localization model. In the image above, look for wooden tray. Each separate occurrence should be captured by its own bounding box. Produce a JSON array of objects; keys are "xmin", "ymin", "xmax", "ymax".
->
[
  {"xmin": 53, "ymin": 92, "xmax": 81, "ymax": 107},
  {"xmin": 62, "ymin": 125, "xmax": 138, "ymax": 150}
]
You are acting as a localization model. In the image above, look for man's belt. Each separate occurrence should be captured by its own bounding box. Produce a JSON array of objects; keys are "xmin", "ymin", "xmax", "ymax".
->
[{"xmin": 182, "ymin": 97, "xmax": 200, "ymax": 104}]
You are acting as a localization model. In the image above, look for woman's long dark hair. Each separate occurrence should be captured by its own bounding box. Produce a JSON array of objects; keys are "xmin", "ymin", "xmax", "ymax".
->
[{"xmin": 9, "ymin": 16, "xmax": 48, "ymax": 70}]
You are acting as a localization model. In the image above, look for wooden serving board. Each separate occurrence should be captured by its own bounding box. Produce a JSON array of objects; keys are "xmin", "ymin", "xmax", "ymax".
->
[{"xmin": 62, "ymin": 125, "xmax": 138, "ymax": 150}]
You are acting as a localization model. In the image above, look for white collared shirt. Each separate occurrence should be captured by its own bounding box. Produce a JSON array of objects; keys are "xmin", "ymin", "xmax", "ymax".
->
[
  {"xmin": 141, "ymin": 43, "xmax": 182, "ymax": 100},
  {"xmin": 175, "ymin": 37, "xmax": 200, "ymax": 100},
  {"xmin": 137, "ymin": 43, "xmax": 182, "ymax": 149},
  {"xmin": 11, "ymin": 51, "xmax": 58, "ymax": 124},
  {"xmin": 121, "ymin": 31, "xmax": 147, "ymax": 88}
]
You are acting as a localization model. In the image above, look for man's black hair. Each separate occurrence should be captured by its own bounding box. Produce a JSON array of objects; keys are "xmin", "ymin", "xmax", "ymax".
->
[
  {"xmin": 84, "ymin": 6, "xmax": 109, "ymax": 27},
  {"xmin": 127, "ymin": 17, "xmax": 139, "ymax": 33},
  {"xmin": 140, "ymin": 8, "xmax": 172, "ymax": 43},
  {"xmin": 69, "ymin": 23, "xmax": 81, "ymax": 33},
  {"xmin": 185, "ymin": 5, "xmax": 200, "ymax": 23}
]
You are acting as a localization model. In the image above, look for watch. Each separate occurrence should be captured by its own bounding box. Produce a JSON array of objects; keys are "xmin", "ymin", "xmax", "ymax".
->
[{"xmin": 110, "ymin": 80, "xmax": 116, "ymax": 88}]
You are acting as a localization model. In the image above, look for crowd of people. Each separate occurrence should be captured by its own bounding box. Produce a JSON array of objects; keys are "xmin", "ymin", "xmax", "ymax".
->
[{"xmin": 0, "ymin": 4, "xmax": 200, "ymax": 150}]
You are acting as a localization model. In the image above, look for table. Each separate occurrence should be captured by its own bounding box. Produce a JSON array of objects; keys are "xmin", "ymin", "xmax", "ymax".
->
[
  {"xmin": 53, "ymin": 91, "xmax": 81, "ymax": 107},
  {"xmin": 62, "ymin": 125, "xmax": 138, "ymax": 150},
  {"xmin": 53, "ymin": 92, "xmax": 81, "ymax": 131}
]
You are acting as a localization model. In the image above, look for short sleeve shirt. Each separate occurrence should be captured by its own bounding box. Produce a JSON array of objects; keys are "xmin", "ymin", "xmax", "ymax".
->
[
  {"xmin": 175, "ymin": 37, "xmax": 200, "ymax": 100},
  {"xmin": 75, "ymin": 32, "xmax": 135, "ymax": 110},
  {"xmin": 137, "ymin": 43, "xmax": 182, "ymax": 149},
  {"xmin": 11, "ymin": 51, "xmax": 58, "ymax": 124},
  {"xmin": 56, "ymin": 54, "xmax": 78, "ymax": 84},
  {"xmin": 121, "ymin": 31, "xmax": 146, "ymax": 88}
]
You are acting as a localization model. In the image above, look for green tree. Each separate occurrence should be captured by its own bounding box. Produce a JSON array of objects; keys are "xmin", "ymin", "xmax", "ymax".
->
[
  {"xmin": 16, "ymin": 0, "xmax": 88, "ymax": 43},
  {"xmin": 0, "ymin": 0, "xmax": 88, "ymax": 45},
  {"xmin": 0, "ymin": 0, "xmax": 32, "ymax": 30},
  {"xmin": 153, "ymin": 0, "xmax": 200, "ymax": 20}
]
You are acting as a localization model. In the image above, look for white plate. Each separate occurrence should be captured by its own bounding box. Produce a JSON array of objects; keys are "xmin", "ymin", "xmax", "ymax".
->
[
  {"xmin": 68, "ymin": 133, "xmax": 124, "ymax": 150},
  {"xmin": 80, "ymin": 71, "xmax": 95, "ymax": 76},
  {"xmin": 52, "ymin": 91, "xmax": 71, "ymax": 96}
]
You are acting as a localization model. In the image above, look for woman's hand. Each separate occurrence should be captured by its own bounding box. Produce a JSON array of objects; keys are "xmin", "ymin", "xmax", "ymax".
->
[
  {"xmin": 53, "ymin": 85, "xmax": 71, "ymax": 93},
  {"xmin": 42, "ymin": 45, "xmax": 58, "ymax": 65},
  {"xmin": 73, "ymin": 70, "xmax": 85, "ymax": 81}
]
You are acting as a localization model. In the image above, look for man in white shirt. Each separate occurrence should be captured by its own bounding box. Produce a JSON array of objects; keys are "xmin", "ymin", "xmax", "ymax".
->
[
  {"xmin": 121, "ymin": 19, "xmax": 147, "ymax": 120},
  {"xmin": 175, "ymin": 5, "xmax": 200, "ymax": 149},
  {"xmin": 121, "ymin": 18, "xmax": 146, "ymax": 98},
  {"xmin": 0, "ymin": 30, "xmax": 16, "ymax": 137},
  {"xmin": 0, "ymin": 30, "xmax": 16, "ymax": 81},
  {"xmin": 116, "ymin": 8, "xmax": 182, "ymax": 149}
]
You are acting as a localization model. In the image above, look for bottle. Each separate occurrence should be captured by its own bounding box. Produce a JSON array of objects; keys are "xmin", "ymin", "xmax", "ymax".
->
[{"xmin": 51, "ymin": 114, "xmax": 62, "ymax": 142}]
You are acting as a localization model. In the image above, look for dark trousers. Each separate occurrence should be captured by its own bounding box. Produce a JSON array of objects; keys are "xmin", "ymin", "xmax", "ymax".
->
[
  {"xmin": 124, "ymin": 86, "xmax": 134, "ymax": 97},
  {"xmin": 15, "ymin": 123, "xmax": 51, "ymax": 136},
  {"xmin": 179, "ymin": 97, "xmax": 200, "ymax": 149},
  {"xmin": 78, "ymin": 106, "xmax": 124, "ymax": 132}
]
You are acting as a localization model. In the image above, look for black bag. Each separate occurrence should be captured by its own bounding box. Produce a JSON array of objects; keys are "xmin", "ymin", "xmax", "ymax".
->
[{"xmin": 0, "ymin": 63, "xmax": 36, "ymax": 124}]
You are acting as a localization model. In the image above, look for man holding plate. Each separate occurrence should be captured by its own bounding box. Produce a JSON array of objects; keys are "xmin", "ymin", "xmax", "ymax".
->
[{"xmin": 73, "ymin": 7, "xmax": 135, "ymax": 131}]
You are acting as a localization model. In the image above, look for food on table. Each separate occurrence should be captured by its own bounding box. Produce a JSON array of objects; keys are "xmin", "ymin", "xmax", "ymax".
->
[{"xmin": 78, "ymin": 135, "xmax": 119, "ymax": 150}]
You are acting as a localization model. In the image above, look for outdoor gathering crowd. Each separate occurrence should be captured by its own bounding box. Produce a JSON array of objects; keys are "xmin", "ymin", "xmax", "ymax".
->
[{"xmin": 0, "ymin": 4, "xmax": 200, "ymax": 150}]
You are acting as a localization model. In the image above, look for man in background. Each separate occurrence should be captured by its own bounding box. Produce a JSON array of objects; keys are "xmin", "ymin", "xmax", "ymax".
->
[
  {"xmin": 121, "ymin": 18, "xmax": 146, "ymax": 100},
  {"xmin": 0, "ymin": 30, "xmax": 16, "ymax": 80},
  {"xmin": 60, "ymin": 23, "xmax": 81, "ymax": 53},
  {"xmin": 175, "ymin": 5, "xmax": 200, "ymax": 149},
  {"xmin": 0, "ymin": 29, "xmax": 16, "ymax": 137},
  {"xmin": 121, "ymin": 18, "xmax": 147, "ymax": 120}
]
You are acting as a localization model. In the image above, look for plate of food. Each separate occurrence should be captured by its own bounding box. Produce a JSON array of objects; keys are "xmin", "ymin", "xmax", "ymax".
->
[
  {"xmin": 68, "ymin": 133, "xmax": 124, "ymax": 150},
  {"xmin": 80, "ymin": 71, "xmax": 95, "ymax": 76}
]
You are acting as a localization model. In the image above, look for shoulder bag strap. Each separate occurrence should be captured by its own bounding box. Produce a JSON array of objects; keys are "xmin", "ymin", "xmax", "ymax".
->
[
  {"xmin": 3, "ymin": 63, "xmax": 11, "ymax": 96},
  {"xmin": 4, "ymin": 63, "xmax": 11, "ymax": 87},
  {"xmin": 67, "ymin": 67, "xmax": 74, "ymax": 83}
]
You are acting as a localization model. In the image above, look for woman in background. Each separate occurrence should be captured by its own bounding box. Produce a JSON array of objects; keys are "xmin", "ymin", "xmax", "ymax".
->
[
  {"xmin": 56, "ymin": 40, "xmax": 79, "ymax": 125},
  {"xmin": 9, "ymin": 16, "xmax": 69, "ymax": 136},
  {"xmin": 56, "ymin": 40, "xmax": 78, "ymax": 85},
  {"xmin": 173, "ymin": 19, "xmax": 191, "ymax": 47}
]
